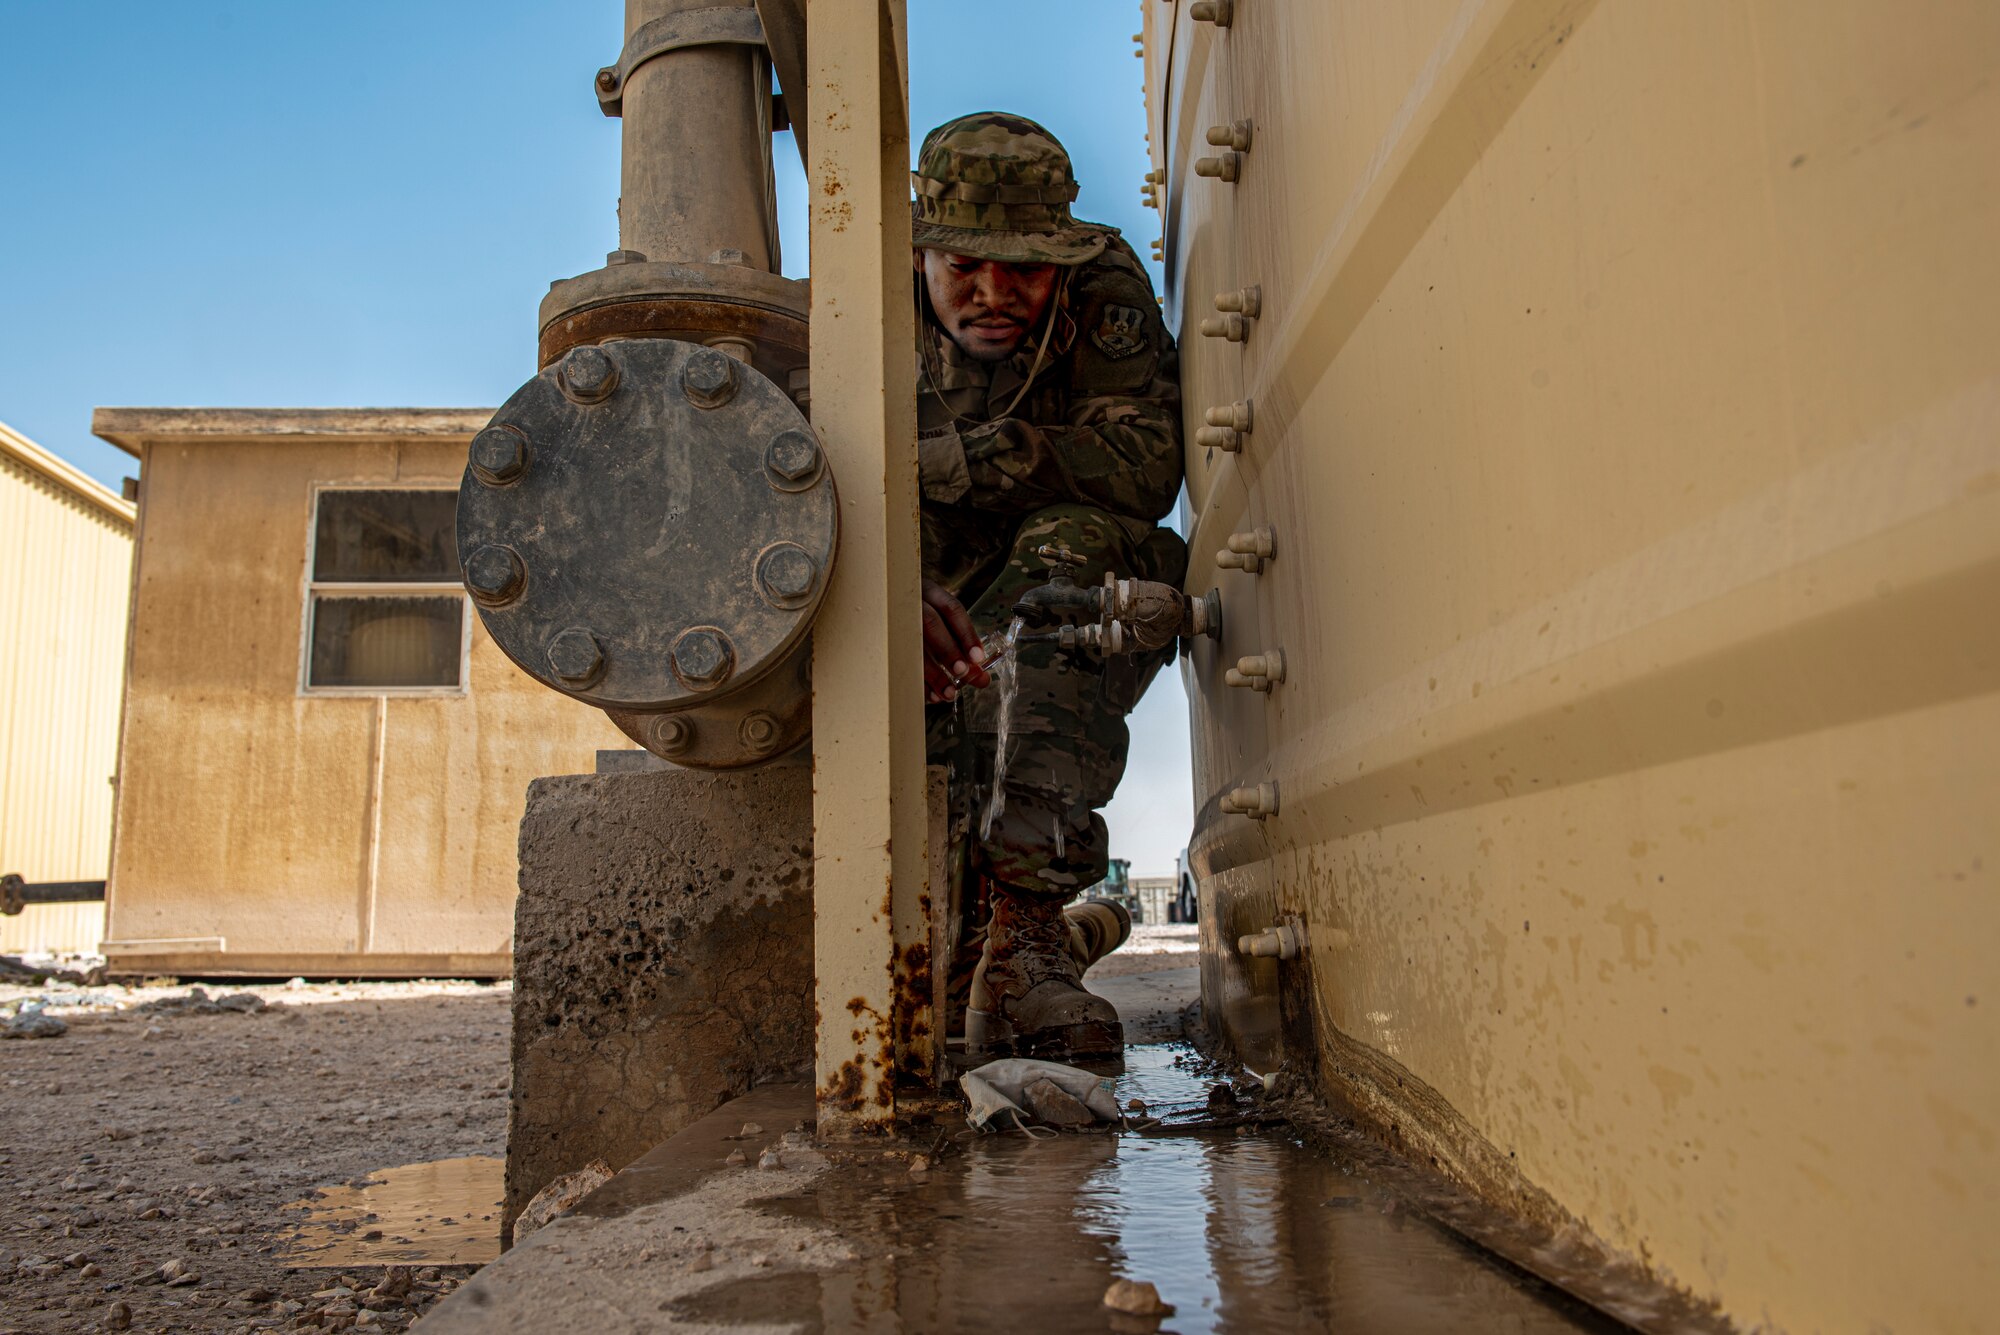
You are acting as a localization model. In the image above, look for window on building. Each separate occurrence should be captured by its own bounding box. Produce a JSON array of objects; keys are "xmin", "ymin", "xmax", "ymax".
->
[{"xmin": 303, "ymin": 488, "xmax": 466, "ymax": 691}]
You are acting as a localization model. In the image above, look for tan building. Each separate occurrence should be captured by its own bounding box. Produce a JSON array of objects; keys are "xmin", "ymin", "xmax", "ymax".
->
[
  {"xmin": 1128, "ymin": 876, "xmax": 1177, "ymax": 927},
  {"xmin": 0, "ymin": 420, "xmax": 135, "ymax": 956},
  {"xmin": 91, "ymin": 408, "xmax": 629, "ymax": 977}
]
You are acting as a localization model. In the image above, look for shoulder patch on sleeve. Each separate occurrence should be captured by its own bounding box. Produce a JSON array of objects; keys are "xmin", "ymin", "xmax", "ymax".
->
[{"xmin": 1091, "ymin": 304, "xmax": 1147, "ymax": 360}]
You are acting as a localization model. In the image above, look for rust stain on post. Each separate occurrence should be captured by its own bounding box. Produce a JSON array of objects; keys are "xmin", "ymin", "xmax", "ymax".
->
[{"xmin": 808, "ymin": 0, "xmax": 919, "ymax": 1139}]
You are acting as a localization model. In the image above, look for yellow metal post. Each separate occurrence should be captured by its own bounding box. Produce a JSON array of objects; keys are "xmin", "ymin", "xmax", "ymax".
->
[{"xmin": 806, "ymin": 0, "xmax": 923, "ymax": 1134}]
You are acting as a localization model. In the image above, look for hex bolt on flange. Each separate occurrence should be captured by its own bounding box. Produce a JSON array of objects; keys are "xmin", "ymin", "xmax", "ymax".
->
[
  {"xmin": 1219, "ymin": 780, "xmax": 1279, "ymax": 820},
  {"xmin": 764, "ymin": 429, "xmax": 822, "ymax": 488},
  {"xmin": 548, "ymin": 628, "xmax": 606, "ymax": 687},
  {"xmin": 463, "ymin": 544, "xmax": 527, "ymax": 605},
  {"xmin": 682, "ymin": 348, "xmax": 740, "ymax": 409},
  {"xmin": 649, "ymin": 714, "xmax": 694, "ymax": 756},
  {"xmin": 755, "ymin": 543, "xmax": 820, "ymax": 608},
  {"xmin": 737, "ymin": 710, "xmax": 782, "ymax": 755},
  {"xmin": 557, "ymin": 346, "xmax": 619, "ymax": 405},
  {"xmin": 670, "ymin": 627, "xmax": 734, "ymax": 690},
  {"xmin": 469, "ymin": 426, "xmax": 530, "ymax": 486}
]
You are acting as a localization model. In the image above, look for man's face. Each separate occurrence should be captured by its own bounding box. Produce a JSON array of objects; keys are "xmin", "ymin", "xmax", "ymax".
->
[{"xmin": 916, "ymin": 250, "xmax": 1059, "ymax": 363}]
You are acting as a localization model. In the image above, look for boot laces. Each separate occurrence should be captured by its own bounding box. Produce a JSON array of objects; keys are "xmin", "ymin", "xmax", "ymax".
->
[{"xmin": 992, "ymin": 896, "xmax": 1081, "ymax": 991}]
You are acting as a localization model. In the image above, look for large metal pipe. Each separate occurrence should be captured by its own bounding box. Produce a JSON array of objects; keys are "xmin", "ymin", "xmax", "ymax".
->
[
  {"xmin": 460, "ymin": 0, "xmax": 821, "ymax": 770},
  {"xmin": 615, "ymin": 0, "xmax": 777, "ymax": 270}
]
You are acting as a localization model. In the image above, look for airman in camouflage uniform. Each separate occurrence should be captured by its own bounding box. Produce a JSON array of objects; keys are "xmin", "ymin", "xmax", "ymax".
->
[{"xmin": 911, "ymin": 112, "xmax": 1185, "ymax": 1056}]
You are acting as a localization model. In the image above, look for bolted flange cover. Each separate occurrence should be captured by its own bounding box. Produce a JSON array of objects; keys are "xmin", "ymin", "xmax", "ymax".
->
[{"xmin": 458, "ymin": 337, "xmax": 836, "ymax": 733}]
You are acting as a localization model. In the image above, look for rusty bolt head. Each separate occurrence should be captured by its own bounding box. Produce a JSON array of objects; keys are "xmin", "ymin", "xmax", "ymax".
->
[
  {"xmin": 738, "ymin": 711, "xmax": 782, "ymax": 754},
  {"xmin": 557, "ymin": 345, "xmax": 619, "ymax": 404},
  {"xmin": 756, "ymin": 544, "xmax": 819, "ymax": 607},
  {"xmin": 596, "ymin": 68, "xmax": 619, "ymax": 92},
  {"xmin": 649, "ymin": 714, "xmax": 693, "ymax": 756},
  {"xmin": 547, "ymin": 628, "xmax": 604, "ymax": 687},
  {"xmin": 682, "ymin": 348, "xmax": 739, "ymax": 409},
  {"xmin": 469, "ymin": 426, "xmax": 528, "ymax": 486},
  {"xmin": 765, "ymin": 430, "xmax": 820, "ymax": 483},
  {"xmin": 463, "ymin": 544, "xmax": 526, "ymax": 605},
  {"xmin": 671, "ymin": 628, "xmax": 733, "ymax": 689}
]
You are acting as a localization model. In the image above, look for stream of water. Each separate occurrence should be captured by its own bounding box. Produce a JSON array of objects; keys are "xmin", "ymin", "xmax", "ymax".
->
[{"xmin": 978, "ymin": 617, "xmax": 1025, "ymax": 841}]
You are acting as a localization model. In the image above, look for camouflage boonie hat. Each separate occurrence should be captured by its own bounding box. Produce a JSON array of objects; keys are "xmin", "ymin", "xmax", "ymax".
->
[{"xmin": 911, "ymin": 112, "xmax": 1108, "ymax": 266}]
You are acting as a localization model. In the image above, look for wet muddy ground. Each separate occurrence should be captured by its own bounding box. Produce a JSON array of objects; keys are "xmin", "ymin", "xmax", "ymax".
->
[
  {"xmin": 2, "ymin": 941, "xmax": 1624, "ymax": 1334},
  {"xmin": 660, "ymin": 1046, "xmax": 1627, "ymax": 1335},
  {"xmin": 413, "ymin": 990, "xmax": 1627, "ymax": 1334},
  {"xmin": 0, "ymin": 979, "xmax": 511, "ymax": 1333},
  {"xmin": 0, "ymin": 941, "xmax": 1203, "ymax": 1334}
]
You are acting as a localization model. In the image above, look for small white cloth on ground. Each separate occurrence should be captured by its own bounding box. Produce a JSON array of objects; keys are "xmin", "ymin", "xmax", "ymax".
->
[{"xmin": 962, "ymin": 1058, "xmax": 1122, "ymax": 1131}]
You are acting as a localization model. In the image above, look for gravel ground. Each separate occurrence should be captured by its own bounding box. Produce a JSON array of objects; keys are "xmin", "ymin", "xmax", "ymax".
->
[
  {"xmin": 0, "ymin": 978, "xmax": 511, "ymax": 1334},
  {"xmin": 1086, "ymin": 923, "xmax": 1198, "ymax": 979},
  {"xmin": 0, "ymin": 936, "xmax": 1194, "ymax": 1334}
]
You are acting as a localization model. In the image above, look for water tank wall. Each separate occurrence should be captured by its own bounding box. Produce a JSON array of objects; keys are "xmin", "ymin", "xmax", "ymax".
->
[{"xmin": 1145, "ymin": 2, "xmax": 1999, "ymax": 1329}]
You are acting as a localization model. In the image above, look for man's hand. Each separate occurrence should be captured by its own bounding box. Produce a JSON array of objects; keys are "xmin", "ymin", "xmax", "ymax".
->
[{"xmin": 922, "ymin": 579, "xmax": 992, "ymax": 703}]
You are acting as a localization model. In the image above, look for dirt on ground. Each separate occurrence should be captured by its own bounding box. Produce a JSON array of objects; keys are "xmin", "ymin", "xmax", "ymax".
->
[
  {"xmin": 0, "ymin": 935, "xmax": 1192, "ymax": 1334},
  {"xmin": 0, "ymin": 978, "xmax": 511, "ymax": 1335},
  {"xmin": 1083, "ymin": 922, "xmax": 1198, "ymax": 979}
]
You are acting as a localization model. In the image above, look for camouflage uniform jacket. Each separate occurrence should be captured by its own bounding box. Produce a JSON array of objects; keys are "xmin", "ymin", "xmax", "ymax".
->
[{"xmin": 916, "ymin": 229, "xmax": 1183, "ymax": 595}]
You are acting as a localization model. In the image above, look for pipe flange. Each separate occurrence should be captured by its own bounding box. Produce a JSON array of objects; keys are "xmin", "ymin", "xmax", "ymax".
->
[
  {"xmin": 459, "ymin": 337, "xmax": 836, "ymax": 716},
  {"xmin": 604, "ymin": 638, "xmax": 813, "ymax": 770},
  {"xmin": 594, "ymin": 6, "xmax": 769, "ymax": 117}
]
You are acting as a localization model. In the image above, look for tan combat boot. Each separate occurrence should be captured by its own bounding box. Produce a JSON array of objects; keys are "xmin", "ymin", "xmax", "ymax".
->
[
  {"xmin": 947, "ymin": 892, "xmax": 1127, "ymax": 1025},
  {"xmin": 1065, "ymin": 899, "xmax": 1132, "ymax": 973},
  {"xmin": 966, "ymin": 887, "xmax": 1124, "ymax": 1058}
]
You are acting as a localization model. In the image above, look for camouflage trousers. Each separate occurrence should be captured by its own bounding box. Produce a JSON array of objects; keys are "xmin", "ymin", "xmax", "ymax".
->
[{"xmin": 924, "ymin": 502, "xmax": 1187, "ymax": 905}]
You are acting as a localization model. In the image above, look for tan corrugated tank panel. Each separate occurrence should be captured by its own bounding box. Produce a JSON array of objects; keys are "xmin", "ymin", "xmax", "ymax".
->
[
  {"xmin": 0, "ymin": 422, "xmax": 133, "ymax": 955},
  {"xmin": 1146, "ymin": 1, "xmax": 1998, "ymax": 1330}
]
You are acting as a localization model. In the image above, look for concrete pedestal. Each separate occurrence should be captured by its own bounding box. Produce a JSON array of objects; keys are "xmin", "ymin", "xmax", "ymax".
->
[{"xmin": 504, "ymin": 763, "xmax": 814, "ymax": 1239}]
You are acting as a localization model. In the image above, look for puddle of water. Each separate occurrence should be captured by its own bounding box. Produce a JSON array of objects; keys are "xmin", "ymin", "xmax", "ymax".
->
[
  {"xmin": 279, "ymin": 1155, "xmax": 503, "ymax": 1268},
  {"xmin": 674, "ymin": 1047, "xmax": 1629, "ymax": 1334}
]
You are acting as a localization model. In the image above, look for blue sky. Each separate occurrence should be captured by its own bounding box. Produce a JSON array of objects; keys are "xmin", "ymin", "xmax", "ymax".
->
[{"xmin": 0, "ymin": 0, "xmax": 1192, "ymax": 876}]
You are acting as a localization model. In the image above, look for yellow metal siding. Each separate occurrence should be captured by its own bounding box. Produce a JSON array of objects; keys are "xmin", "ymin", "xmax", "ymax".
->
[
  {"xmin": 0, "ymin": 904, "xmax": 108, "ymax": 956},
  {"xmin": 1151, "ymin": 2, "xmax": 1999, "ymax": 1330},
  {"xmin": 0, "ymin": 428, "xmax": 133, "ymax": 954}
]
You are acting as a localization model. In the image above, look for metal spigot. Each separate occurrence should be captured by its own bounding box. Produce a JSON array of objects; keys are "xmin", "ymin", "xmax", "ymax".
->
[
  {"xmin": 1036, "ymin": 541, "xmax": 1084, "ymax": 579},
  {"xmin": 1012, "ymin": 542, "xmax": 1100, "ymax": 626},
  {"xmin": 1013, "ymin": 543, "xmax": 1227, "ymax": 657}
]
